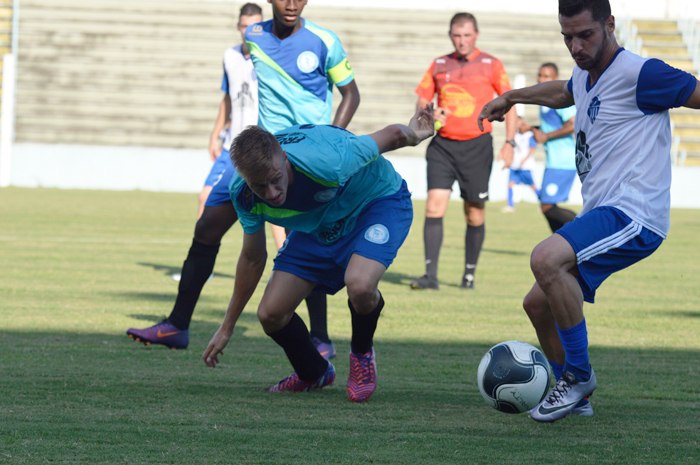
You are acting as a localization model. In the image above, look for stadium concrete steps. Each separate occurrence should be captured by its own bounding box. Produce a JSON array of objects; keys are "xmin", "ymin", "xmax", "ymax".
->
[
  {"xmin": 5, "ymin": 1, "xmax": 615, "ymax": 163},
  {"xmin": 633, "ymin": 19, "xmax": 700, "ymax": 162},
  {"xmin": 0, "ymin": 1, "xmax": 11, "ymax": 128}
]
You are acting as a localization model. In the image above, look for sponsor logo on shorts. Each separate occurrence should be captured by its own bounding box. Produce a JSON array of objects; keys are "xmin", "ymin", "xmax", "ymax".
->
[
  {"xmin": 314, "ymin": 189, "xmax": 337, "ymax": 203},
  {"xmin": 364, "ymin": 224, "xmax": 390, "ymax": 244},
  {"xmin": 478, "ymin": 192, "xmax": 488, "ymax": 199},
  {"xmin": 297, "ymin": 51, "xmax": 319, "ymax": 73}
]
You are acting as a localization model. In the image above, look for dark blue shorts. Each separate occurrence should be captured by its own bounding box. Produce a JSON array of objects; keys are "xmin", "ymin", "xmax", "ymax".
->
[
  {"xmin": 272, "ymin": 182, "xmax": 413, "ymax": 295},
  {"xmin": 509, "ymin": 169, "xmax": 536, "ymax": 186},
  {"xmin": 556, "ymin": 206, "xmax": 663, "ymax": 303},
  {"xmin": 204, "ymin": 153, "xmax": 235, "ymax": 207},
  {"xmin": 540, "ymin": 168, "xmax": 577, "ymax": 204}
]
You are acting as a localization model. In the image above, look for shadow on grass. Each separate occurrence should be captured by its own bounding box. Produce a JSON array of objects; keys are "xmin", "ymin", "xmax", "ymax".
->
[
  {"xmin": 482, "ymin": 248, "xmax": 529, "ymax": 256},
  {"xmin": 137, "ymin": 262, "xmax": 235, "ymax": 280},
  {"xmin": 665, "ymin": 310, "xmax": 700, "ymax": 319},
  {"xmin": 1, "ymin": 329, "xmax": 699, "ymax": 463}
]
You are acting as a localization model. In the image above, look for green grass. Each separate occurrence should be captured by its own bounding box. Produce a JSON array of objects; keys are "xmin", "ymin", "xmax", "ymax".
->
[{"xmin": 1, "ymin": 187, "xmax": 699, "ymax": 464}]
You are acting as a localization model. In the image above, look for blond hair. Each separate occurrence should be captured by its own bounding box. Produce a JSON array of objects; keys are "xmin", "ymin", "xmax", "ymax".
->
[{"xmin": 230, "ymin": 125, "xmax": 280, "ymax": 182}]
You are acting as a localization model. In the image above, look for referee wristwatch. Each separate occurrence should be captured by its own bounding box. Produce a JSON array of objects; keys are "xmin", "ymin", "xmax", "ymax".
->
[{"xmin": 505, "ymin": 139, "xmax": 516, "ymax": 148}]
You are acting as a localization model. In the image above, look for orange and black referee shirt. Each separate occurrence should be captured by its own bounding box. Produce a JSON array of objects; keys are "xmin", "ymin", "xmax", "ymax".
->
[{"xmin": 415, "ymin": 48, "xmax": 512, "ymax": 141}]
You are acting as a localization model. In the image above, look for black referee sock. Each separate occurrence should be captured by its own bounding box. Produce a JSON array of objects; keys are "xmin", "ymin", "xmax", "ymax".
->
[
  {"xmin": 349, "ymin": 292, "xmax": 384, "ymax": 354},
  {"xmin": 424, "ymin": 217, "xmax": 443, "ymax": 280},
  {"xmin": 306, "ymin": 290, "xmax": 330, "ymax": 343},
  {"xmin": 167, "ymin": 240, "xmax": 219, "ymax": 331},
  {"xmin": 268, "ymin": 313, "xmax": 329, "ymax": 382},
  {"xmin": 544, "ymin": 205, "xmax": 577, "ymax": 233},
  {"xmin": 464, "ymin": 223, "xmax": 485, "ymax": 280}
]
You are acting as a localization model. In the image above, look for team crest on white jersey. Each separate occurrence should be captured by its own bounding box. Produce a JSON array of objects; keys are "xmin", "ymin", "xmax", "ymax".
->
[
  {"xmin": 297, "ymin": 51, "xmax": 319, "ymax": 73},
  {"xmin": 364, "ymin": 224, "xmax": 390, "ymax": 244},
  {"xmin": 587, "ymin": 96, "xmax": 601, "ymax": 124}
]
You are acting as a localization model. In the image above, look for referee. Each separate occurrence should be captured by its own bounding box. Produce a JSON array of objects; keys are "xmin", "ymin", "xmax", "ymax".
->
[{"xmin": 411, "ymin": 12, "xmax": 516, "ymax": 290}]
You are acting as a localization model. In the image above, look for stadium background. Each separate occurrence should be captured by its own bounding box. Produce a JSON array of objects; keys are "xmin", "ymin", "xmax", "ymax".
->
[{"xmin": 0, "ymin": 0, "xmax": 699, "ymax": 206}]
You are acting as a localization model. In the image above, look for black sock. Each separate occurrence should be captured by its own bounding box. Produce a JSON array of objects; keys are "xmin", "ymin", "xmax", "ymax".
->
[
  {"xmin": 544, "ymin": 205, "xmax": 577, "ymax": 233},
  {"xmin": 464, "ymin": 223, "xmax": 485, "ymax": 280},
  {"xmin": 349, "ymin": 293, "xmax": 384, "ymax": 354},
  {"xmin": 307, "ymin": 290, "xmax": 330, "ymax": 343},
  {"xmin": 167, "ymin": 240, "xmax": 219, "ymax": 331},
  {"xmin": 268, "ymin": 313, "xmax": 328, "ymax": 382},
  {"xmin": 424, "ymin": 217, "xmax": 443, "ymax": 279}
]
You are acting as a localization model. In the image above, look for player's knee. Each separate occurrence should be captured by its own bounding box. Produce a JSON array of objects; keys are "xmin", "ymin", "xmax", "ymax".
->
[
  {"xmin": 257, "ymin": 304, "xmax": 286, "ymax": 334},
  {"xmin": 345, "ymin": 276, "xmax": 377, "ymax": 312},
  {"xmin": 530, "ymin": 244, "xmax": 558, "ymax": 286}
]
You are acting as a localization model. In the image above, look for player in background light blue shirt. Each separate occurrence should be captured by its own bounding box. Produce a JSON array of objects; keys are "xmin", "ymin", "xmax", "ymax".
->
[
  {"xmin": 532, "ymin": 63, "xmax": 579, "ymax": 233},
  {"xmin": 203, "ymin": 104, "xmax": 437, "ymax": 403},
  {"xmin": 243, "ymin": 0, "xmax": 361, "ymax": 358}
]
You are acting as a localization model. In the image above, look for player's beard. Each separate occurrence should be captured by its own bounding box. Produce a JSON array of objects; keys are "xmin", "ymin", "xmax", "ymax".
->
[{"xmin": 577, "ymin": 32, "xmax": 609, "ymax": 71}]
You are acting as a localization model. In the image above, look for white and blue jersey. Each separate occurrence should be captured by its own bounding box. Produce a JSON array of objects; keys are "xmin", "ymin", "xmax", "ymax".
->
[
  {"xmin": 205, "ymin": 44, "xmax": 259, "ymax": 206},
  {"xmin": 567, "ymin": 48, "xmax": 697, "ymax": 238},
  {"xmin": 540, "ymin": 105, "xmax": 577, "ymax": 170},
  {"xmin": 245, "ymin": 19, "xmax": 355, "ymax": 133},
  {"xmin": 230, "ymin": 124, "xmax": 403, "ymax": 244},
  {"xmin": 559, "ymin": 48, "xmax": 697, "ymax": 302}
]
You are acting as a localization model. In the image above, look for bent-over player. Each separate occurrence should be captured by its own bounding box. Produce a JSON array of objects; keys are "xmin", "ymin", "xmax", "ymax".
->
[{"xmin": 202, "ymin": 104, "xmax": 436, "ymax": 402}]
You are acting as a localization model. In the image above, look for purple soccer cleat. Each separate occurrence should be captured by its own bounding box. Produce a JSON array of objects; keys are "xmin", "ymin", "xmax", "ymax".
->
[
  {"xmin": 312, "ymin": 337, "xmax": 337, "ymax": 360},
  {"xmin": 126, "ymin": 319, "xmax": 189, "ymax": 350}
]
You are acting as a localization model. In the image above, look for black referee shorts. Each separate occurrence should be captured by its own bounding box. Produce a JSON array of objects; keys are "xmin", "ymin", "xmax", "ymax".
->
[{"xmin": 425, "ymin": 133, "xmax": 493, "ymax": 202}]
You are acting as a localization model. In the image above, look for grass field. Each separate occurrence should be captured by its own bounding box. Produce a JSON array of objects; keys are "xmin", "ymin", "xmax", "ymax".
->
[{"xmin": 1, "ymin": 187, "xmax": 699, "ymax": 464}]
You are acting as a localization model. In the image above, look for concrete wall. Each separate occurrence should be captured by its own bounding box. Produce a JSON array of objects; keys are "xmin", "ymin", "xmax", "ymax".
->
[{"xmin": 10, "ymin": 142, "xmax": 700, "ymax": 210}]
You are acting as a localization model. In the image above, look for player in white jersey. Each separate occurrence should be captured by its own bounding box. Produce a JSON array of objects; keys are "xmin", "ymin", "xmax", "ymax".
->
[
  {"xmin": 478, "ymin": 0, "xmax": 700, "ymax": 423},
  {"xmin": 126, "ymin": 3, "xmax": 264, "ymax": 350},
  {"xmin": 503, "ymin": 117, "xmax": 539, "ymax": 212}
]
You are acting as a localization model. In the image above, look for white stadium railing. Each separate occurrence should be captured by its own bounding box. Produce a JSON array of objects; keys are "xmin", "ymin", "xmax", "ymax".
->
[
  {"xmin": 678, "ymin": 2, "xmax": 700, "ymax": 76},
  {"xmin": 618, "ymin": 17, "xmax": 644, "ymax": 56}
]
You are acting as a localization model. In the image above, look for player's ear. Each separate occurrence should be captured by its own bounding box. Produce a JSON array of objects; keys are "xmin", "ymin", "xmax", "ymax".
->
[{"xmin": 606, "ymin": 15, "xmax": 615, "ymax": 34}]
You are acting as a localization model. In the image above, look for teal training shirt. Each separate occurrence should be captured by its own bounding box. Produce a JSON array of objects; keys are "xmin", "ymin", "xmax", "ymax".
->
[
  {"xmin": 540, "ymin": 105, "xmax": 577, "ymax": 170},
  {"xmin": 230, "ymin": 125, "xmax": 403, "ymax": 244},
  {"xmin": 245, "ymin": 19, "xmax": 355, "ymax": 133}
]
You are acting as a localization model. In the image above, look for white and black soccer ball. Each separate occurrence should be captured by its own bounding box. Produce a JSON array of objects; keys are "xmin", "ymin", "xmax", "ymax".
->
[{"xmin": 477, "ymin": 341, "xmax": 551, "ymax": 414}]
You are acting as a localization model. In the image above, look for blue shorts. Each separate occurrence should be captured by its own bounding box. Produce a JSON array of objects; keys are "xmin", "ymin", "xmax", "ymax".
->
[
  {"xmin": 204, "ymin": 153, "xmax": 236, "ymax": 207},
  {"xmin": 556, "ymin": 206, "xmax": 663, "ymax": 303},
  {"xmin": 272, "ymin": 181, "xmax": 413, "ymax": 295},
  {"xmin": 540, "ymin": 168, "xmax": 577, "ymax": 204},
  {"xmin": 509, "ymin": 169, "xmax": 535, "ymax": 186}
]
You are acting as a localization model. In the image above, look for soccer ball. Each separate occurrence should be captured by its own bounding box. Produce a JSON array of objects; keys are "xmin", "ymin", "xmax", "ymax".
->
[{"xmin": 477, "ymin": 341, "xmax": 551, "ymax": 414}]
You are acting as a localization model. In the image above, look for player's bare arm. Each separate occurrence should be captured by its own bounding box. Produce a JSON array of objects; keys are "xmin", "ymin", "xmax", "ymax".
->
[
  {"xmin": 332, "ymin": 80, "xmax": 361, "ymax": 128},
  {"xmin": 533, "ymin": 116, "xmax": 574, "ymax": 143},
  {"xmin": 478, "ymin": 80, "xmax": 574, "ymax": 132},
  {"xmin": 682, "ymin": 79, "xmax": 700, "ymax": 109},
  {"xmin": 498, "ymin": 107, "xmax": 518, "ymax": 168},
  {"xmin": 209, "ymin": 94, "xmax": 233, "ymax": 161},
  {"xmin": 369, "ymin": 103, "xmax": 435, "ymax": 153},
  {"xmin": 202, "ymin": 227, "xmax": 268, "ymax": 368}
]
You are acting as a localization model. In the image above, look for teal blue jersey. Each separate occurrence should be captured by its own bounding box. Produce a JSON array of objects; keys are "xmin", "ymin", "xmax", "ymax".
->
[
  {"xmin": 540, "ymin": 105, "xmax": 577, "ymax": 170},
  {"xmin": 230, "ymin": 125, "xmax": 403, "ymax": 244},
  {"xmin": 245, "ymin": 19, "xmax": 355, "ymax": 133}
]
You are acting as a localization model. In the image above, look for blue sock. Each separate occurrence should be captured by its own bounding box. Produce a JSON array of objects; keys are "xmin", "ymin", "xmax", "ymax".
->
[
  {"xmin": 557, "ymin": 319, "xmax": 591, "ymax": 382},
  {"xmin": 507, "ymin": 186, "xmax": 514, "ymax": 207},
  {"xmin": 549, "ymin": 360, "xmax": 564, "ymax": 381}
]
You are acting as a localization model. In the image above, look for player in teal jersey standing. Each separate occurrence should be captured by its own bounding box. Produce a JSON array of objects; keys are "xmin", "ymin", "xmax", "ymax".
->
[
  {"xmin": 245, "ymin": 0, "xmax": 361, "ymax": 359},
  {"xmin": 202, "ymin": 104, "xmax": 436, "ymax": 402}
]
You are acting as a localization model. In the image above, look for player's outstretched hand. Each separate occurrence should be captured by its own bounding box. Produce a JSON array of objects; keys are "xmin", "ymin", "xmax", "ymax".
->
[
  {"xmin": 409, "ymin": 102, "xmax": 436, "ymax": 144},
  {"xmin": 202, "ymin": 326, "xmax": 234, "ymax": 368},
  {"xmin": 478, "ymin": 95, "xmax": 513, "ymax": 132}
]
